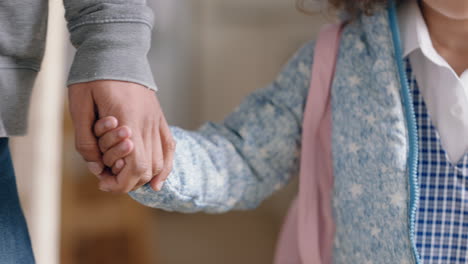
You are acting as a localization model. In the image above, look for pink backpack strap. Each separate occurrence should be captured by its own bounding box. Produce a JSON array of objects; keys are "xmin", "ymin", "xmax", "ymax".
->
[
  {"xmin": 307, "ymin": 23, "xmax": 342, "ymax": 111},
  {"xmin": 297, "ymin": 23, "xmax": 343, "ymax": 263},
  {"xmin": 274, "ymin": 23, "xmax": 343, "ymax": 264}
]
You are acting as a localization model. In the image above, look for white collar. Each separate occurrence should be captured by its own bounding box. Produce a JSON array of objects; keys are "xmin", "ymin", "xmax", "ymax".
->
[
  {"xmin": 398, "ymin": 0, "xmax": 450, "ymax": 68},
  {"xmin": 397, "ymin": 1, "xmax": 468, "ymax": 163}
]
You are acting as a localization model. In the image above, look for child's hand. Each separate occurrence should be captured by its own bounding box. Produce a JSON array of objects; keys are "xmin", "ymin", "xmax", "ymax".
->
[
  {"xmin": 94, "ymin": 116, "xmax": 134, "ymax": 176},
  {"xmin": 92, "ymin": 115, "xmax": 174, "ymax": 192}
]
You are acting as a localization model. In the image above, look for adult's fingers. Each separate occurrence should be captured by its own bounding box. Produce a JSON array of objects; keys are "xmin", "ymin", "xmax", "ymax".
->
[
  {"xmin": 68, "ymin": 84, "xmax": 103, "ymax": 175},
  {"xmin": 152, "ymin": 124, "xmax": 164, "ymax": 177},
  {"xmin": 130, "ymin": 123, "xmax": 162, "ymax": 192},
  {"xmin": 150, "ymin": 116, "xmax": 176, "ymax": 191}
]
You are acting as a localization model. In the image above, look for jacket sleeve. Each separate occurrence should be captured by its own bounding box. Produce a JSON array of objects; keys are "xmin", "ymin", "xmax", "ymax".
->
[
  {"xmin": 63, "ymin": 0, "xmax": 156, "ymax": 90},
  {"xmin": 129, "ymin": 40, "xmax": 316, "ymax": 213}
]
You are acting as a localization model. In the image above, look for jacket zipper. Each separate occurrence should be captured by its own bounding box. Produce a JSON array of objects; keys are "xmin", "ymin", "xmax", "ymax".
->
[{"xmin": 388, "ymin": 3, "xmax": 421, "ymax": 264}]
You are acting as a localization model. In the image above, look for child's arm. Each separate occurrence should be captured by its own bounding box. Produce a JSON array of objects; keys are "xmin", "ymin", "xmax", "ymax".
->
[{"xmin": 102, "ymin": 40, "xmax": 315, "ymax": 213}]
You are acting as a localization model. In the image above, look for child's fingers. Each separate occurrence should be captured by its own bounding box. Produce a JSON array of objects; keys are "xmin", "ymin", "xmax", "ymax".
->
[
  {"xmin": 102, "ymin": 139, "xmax": 134, "ymax": 168},
  {"xmin": 98, "ymin": 126, "xmax": 132, "ymax": 153},
  {"xmin": 94, "ymin": 116, "xmax": 118, "ymax": 137},
  {"xmin": 112, "ymin": 159, "xmax": 125, "ymax": 175}
]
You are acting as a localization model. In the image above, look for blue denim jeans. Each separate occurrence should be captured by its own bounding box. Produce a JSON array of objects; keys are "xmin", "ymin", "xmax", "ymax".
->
[{"xmin": 0, "ymin": 138, "xmax": 35, "ymax": 263}]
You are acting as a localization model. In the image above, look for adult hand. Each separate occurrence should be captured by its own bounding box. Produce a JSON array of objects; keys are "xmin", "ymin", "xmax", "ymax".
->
[{"xmin": 68, "ymin": 80, "xmax": 176, "ymax": 193}]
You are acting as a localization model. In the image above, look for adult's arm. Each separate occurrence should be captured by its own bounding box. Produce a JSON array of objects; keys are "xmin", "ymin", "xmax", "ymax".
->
[
  {"xmin": 64, "ymin": 0, "xmax": 174, "ymax": 193},
  {"xmin": 64, "ymin": 0, "xmax": 156, "ymax": 89}
]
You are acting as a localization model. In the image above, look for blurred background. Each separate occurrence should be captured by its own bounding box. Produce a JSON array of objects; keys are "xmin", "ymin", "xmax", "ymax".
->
[{"xmin": 10, "ymin": 0, "xmax": 329, "ymax": 263}]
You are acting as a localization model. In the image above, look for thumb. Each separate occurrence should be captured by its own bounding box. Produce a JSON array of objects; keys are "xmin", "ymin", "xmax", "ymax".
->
[{"xmin": 69, "ymin": 84, "xmax": 103, "ymax": 174}]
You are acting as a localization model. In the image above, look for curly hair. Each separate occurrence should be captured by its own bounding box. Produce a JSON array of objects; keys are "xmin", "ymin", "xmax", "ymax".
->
[{"xmin": 297, "ymin": 0, "xmax": 392, "ymax": 16}]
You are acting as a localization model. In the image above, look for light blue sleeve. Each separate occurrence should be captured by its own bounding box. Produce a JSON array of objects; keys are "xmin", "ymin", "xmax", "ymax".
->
[{"xmin": 129, "ymin": 40, "xmax": 315, "ymax": 213}]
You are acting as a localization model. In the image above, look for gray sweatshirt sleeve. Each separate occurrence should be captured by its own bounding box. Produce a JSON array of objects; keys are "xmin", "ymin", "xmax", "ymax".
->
[
  {"xmin": 63, "ymin": 0, "xmax": 156, "ymax": 90},
  {"xmin": 129, "ymin": 40, "xmax": 315, "ymax": 213}
]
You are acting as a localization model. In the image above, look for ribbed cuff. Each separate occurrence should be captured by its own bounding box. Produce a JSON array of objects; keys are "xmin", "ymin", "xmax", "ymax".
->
[{"xmin": 67, "ymin": 22, "xmax": 157, "ymax": 90}]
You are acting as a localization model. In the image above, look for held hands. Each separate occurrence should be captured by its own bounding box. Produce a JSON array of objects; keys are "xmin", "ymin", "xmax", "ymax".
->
[
  {"xmin": 92, "ymin": 116, "xmax": 173, "ymax": 191},
  {"xmin": 68, "ymin": 80, "xmax": 175, "ymax": 193}
]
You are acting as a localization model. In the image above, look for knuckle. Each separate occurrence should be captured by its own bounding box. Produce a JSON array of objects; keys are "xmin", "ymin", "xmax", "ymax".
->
[
  {"xmin": 160, "ymin": 164, "xmax": 174, "ymax": 181},
  {"xmin": 111, "ymin": 182, "xmax": 131, "ymax": 194},
  {"xmin": 103, "ymin": 153, "xmax": 118, "ymax": 167},
  {"xmin": 135, "ymin": 161, "xmax": 151, "ymax": 175},
  {"xmin": 166, "ymin": 163, "xmax": 174, "ymax": 175},
  {"xmin": 153, "ymin": 168, "xmax": 163, "ymax": 176},
  {"xmin": 158, "ymin": 172, "xmax": 170, "ymax": 182},
  {"xmin": 98, "ymin": 140, "xmax": 107, "ymax": 153},
  {"xmin": 141, "ymin": 173, "xmax": 153, "ymax": 183},
  {"xmin": 165, "ymin": 139, "xmax": 177, "ymax": 152},
  {"xmin": 153, "ymin": 160, "xmax": 164, "ymax": 175}
]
